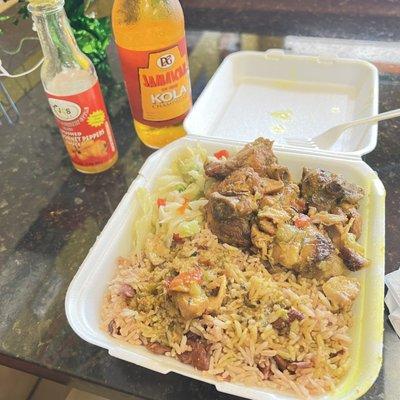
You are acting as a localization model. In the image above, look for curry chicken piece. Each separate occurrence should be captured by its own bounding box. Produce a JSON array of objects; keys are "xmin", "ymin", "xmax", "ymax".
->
[
  {"xmin": 259, "ymin": 183, "xmax": 302, "ymax": 214},
  {"xmin": 205, "ymin": 138, "xmax": 290, "ymax": 181},
  {"xmin": 331, "ymin": 204, "xmax": 363, "ymax": 240},
  {"xmin": 253, "ymin": 219, "xmax": 345, "ymax": 279},
  {"xmin": 316, "ymin": 253, "xmax": 346, "ymax": 280},
  {"xmin": 212, "ymin": 166, "xmax": 266, "ymax": 195},
  {"xmin": 167, "ymin": 269, "xmax": 227, "ymax": 320},
  {"xmin": 210, "ymin": 166, "xmax": 285, "ymax": 197},
  {"xmin": 205, "ymin": 202, "xmax": 252, "ymax": 247},
  {"xmin": 205, "ymin": 171, "xmax": 258, "ymax": 248},
  {"xmin": 269, "ymin": 225, "xmax": 334, "ymax": 273},
  {"xmin": 205, "ymin": 155, "xmax": 287, "ymax": 248},
  {"xmin": 203, "ymin": 139, "xmax": 292, "ymax": 247},
  {"xmin": 324, "ymin": 218, "xmax": 369, "ymax": 272},
  {"xmin": 205, "ymin": 194, "xmax": 253, "ymax": 248},
  {"xmin": 339, "ymin": 246, "xmax": 369, "ymax": 271},
  {"xmin": 323, "ymin": 275, "xmax": 360, "ymax": 308},
  {"xmin": 300, "ymin": 168, "xmax": 364, "ymax": 212},
  {"xmin": 348, "ymin": 208, "xmax": 363, "ymax": 239},
  {"xmin": 207, "ymin": 192, "xmax": 258, "ymax": 220}
]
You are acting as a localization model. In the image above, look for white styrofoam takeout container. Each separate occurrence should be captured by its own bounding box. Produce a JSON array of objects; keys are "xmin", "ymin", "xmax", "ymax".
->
[{"xmin": 66, "ymin": 51, "xmax": 385, "ymax": 400}]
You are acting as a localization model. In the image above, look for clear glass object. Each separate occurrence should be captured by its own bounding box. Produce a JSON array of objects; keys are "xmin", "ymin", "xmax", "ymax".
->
[{"xmin": 29, "ymin": 0, "xmax": 118, "ymax": 173}]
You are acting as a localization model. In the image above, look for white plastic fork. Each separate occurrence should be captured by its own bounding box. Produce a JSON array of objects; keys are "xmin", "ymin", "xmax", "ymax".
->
[{"xmin": 284, "ymin": 108, "xmax": 400, "ymax": 150}]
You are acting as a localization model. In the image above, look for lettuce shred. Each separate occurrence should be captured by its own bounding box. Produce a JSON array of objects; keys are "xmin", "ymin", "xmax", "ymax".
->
[{"xmin": 132, "ymin": 145, "xmax": 209, "ymax": 251}]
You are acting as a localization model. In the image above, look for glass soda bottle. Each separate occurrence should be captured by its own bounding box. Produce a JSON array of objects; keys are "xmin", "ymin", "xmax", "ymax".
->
[
  {"xmin": 112, "ymin": 0, "xmax": 192, "ymax": 148},
  {"xmin": 28, "ymin": 0, "xmax": 118, "ymax": 174}
]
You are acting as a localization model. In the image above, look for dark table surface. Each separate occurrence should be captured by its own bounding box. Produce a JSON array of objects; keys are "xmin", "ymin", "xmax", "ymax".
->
[{"xmin": 1, "ymin": 3, "xmax": 400, "ymax": 400}]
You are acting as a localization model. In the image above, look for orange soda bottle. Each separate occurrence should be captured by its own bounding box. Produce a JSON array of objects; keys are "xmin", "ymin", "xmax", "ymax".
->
[{"xmin": 112, "ymin": 0, "xmax": 192, "ymax": 148}]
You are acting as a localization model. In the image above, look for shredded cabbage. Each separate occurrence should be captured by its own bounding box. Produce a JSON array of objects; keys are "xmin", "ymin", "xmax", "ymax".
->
[
  {"xmin": 132, "ymin": 145, "xmax": 209, "ymax": 251},
  {"xmin": 176, "ymin": 220, "xmax": 201, "ymax": 238}
]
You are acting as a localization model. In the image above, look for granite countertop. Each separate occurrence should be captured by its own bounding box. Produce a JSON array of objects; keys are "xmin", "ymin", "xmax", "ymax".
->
[{"xmin": 1, "ymin": 4, "xmax": 400, "ymax": 400}]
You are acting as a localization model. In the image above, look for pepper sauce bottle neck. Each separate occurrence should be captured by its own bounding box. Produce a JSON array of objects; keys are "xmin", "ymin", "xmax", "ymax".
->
[{"xmin": 28, "ymin": 0, "xmax": 90, "ymax": 70}]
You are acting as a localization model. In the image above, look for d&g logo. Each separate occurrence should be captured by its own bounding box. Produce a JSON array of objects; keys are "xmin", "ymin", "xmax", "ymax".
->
[{"xmin": 157, "ymin": 53, "xmax": 175, "ymax": 69}]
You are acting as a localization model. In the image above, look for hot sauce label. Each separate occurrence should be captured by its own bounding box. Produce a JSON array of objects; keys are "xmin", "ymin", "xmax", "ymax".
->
[
  {"xmin": 46, "ymin": 81, "xmax": 117, "ymax": 167},
  {"xmin": 117, "ymin": 37, "xmax": 192, "ymax": 127}
]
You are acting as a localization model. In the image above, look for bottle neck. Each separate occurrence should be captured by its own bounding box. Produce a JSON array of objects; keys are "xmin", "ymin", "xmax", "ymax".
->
[{"xmin": 29, "ymin": 1, "xmax": 83, "ymax": 67}]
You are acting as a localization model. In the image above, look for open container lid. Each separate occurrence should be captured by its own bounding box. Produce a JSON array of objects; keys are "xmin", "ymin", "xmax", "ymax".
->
[{"xmin": 184, "ymin": 50, "xmax": 379, "ymax": 158}]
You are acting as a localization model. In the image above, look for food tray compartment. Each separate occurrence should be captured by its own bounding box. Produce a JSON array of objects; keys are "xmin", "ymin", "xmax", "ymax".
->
[{"xmin": 66, "ymin": 137, "xmax": 385, "ymax": 400}]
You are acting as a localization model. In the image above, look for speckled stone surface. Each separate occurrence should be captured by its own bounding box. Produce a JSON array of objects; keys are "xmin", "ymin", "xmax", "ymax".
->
[{"xmin": 1, "ymin": 8, "xmax": 400, "ymax": 400}]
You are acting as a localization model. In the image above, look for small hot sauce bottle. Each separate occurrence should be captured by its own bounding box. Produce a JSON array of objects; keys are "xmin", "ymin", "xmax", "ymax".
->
[{"xmin": 28, "ymin": 0, "xmax": 118, "ymax": 173}]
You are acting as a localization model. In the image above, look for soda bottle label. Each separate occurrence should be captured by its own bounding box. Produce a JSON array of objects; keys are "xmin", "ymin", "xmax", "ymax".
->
[
  {"xmin": 117, "ymin": 37, "xmax": 192, "ymax": 127},
  {"xmin": 46, "ymin": 81, "xmax": 117, "ymax": 167}
]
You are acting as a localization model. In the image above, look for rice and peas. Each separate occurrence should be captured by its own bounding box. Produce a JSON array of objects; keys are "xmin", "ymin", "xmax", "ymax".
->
[{"xmin": 101, "ymin": 145, "xmax": 361, "ymax": 398}]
